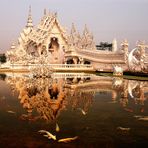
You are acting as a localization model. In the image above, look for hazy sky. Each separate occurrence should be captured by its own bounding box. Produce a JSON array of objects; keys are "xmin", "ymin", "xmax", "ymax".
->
[{"xmin": 0, "ymin": 0, "xmax": 148, "ymax": 52}]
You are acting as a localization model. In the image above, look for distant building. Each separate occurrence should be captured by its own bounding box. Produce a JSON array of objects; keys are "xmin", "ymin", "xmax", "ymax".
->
[{"xmin": 96, "ymin": 39, "xmax": 117, "ymax": 52}]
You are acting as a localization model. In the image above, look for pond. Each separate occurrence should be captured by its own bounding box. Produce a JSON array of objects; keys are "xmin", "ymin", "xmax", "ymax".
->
[{"xmin": 0, "ymin": 73, "xmax": 148, "ymax": 148}]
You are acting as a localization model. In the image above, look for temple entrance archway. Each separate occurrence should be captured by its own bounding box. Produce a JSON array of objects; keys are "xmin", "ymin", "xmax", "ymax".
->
[
  {"xmin": 66, "ymin": 59, "xmax": 74, "ymax": 64},
  {"xmin": 48, "ymin": 37, "xmax": 59, "ymax": 53}
]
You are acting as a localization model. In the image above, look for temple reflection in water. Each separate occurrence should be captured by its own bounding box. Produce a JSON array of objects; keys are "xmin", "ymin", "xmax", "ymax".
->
[{"xmin": 4, "ymin": 73, "xmax": 148, "ymax": 122}]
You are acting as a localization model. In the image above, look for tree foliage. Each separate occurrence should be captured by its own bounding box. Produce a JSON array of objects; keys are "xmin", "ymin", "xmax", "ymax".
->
[{"xmin": 96, "ymin": 42, "xmax": 112, "ymax": 51}]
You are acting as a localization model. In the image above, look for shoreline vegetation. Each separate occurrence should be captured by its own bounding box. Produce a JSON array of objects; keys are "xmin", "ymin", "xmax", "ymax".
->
[{"xmin": 98, "ymin": 71, "xmax": 148, "ymax": 81}]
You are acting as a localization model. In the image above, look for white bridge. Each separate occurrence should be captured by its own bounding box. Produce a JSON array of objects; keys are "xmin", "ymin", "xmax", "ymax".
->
[{"xmin": 66, "ymin": 49, "xmax": 125, "ymax": 64}]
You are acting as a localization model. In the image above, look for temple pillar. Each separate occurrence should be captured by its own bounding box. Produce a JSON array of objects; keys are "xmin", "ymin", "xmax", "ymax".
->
[
  {"xmin": 64, "ymin": 57, "xmax": 67, "ymax": 64},
  {"xmin": 73, "ymin": 57, "xmax": 78, "ymax": 64},
  {"xmin": 121, "ymin": 39, "xmax": 129, "ymax": 66},
  {"xmin": 79, "ymin": 57, "xmax": 84, "ymax": 64}
]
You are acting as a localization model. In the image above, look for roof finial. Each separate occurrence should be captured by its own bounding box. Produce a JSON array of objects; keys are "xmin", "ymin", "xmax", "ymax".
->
[
  {"xmin": 71, "ymin": 23, "xmax": 77, "ymax": 34},
  {"xmin": 44, "ymin": 8, "xmax": 47, "ymax": 16},
  {"xmin": 83, "ymin": 24, "xmax": 89, "ymax": 35},
  {"xmin": 11, "ymin": 42, "xmax": 16, "ymax": 50},
  {"xmin": 26, "ymin": 6, "xmax": 33, "ymax": 28},
  {"xmin": 55, "ymin": 12, "xmax": 57, "ymax": 18}
]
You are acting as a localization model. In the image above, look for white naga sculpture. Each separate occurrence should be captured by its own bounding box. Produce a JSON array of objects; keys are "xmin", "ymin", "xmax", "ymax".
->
[
  {"xmin": 128, "ymin": 41, "xmax": 147, "ymax": 72},
  {"xmin": 128, "ymin": 48, "xmax": 139, "ymax": 69}
]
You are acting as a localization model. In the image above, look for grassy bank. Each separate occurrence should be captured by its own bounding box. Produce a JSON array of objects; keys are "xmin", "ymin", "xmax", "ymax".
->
[{"xmin": 97, "ymin": 71, "xmax": 148, "ymax": 81}]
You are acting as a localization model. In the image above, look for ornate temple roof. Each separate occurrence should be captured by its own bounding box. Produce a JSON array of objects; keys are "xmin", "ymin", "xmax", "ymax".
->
[{"xmin": 28, "ymin": 12, "xmax": 68, "ymax": 46}]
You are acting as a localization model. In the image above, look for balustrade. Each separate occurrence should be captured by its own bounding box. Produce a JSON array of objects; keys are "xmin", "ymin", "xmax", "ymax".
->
[{"xmin": 9, "ymin": 64, "xmax": 93, "ymax": 71}]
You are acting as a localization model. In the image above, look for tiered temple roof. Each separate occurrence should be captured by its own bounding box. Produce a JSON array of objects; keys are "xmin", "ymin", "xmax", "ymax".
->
[{"xmin": 28, "ymin": 12, "xmax": 68, "ymax": 46}]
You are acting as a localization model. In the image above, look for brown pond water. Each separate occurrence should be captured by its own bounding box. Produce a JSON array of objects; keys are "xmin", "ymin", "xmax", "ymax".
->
[{"xmin": 0, "ymin": 73, "xmax": 148, "ymax": 148}]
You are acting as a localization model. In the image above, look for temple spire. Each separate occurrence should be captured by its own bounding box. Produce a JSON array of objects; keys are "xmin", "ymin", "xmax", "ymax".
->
[
  {"xmin": 26, "ymin": 6, "xmax": 33, "ymax": 28},
  {"xmin": 83, "ymin": 24, "xmax": 89, "ymax": 36},
  {"xmin": 112, "ymin": 38, "xmax": 118, "ymax": 52},
  {"xmin": 44, "ymin": 8, "xmax": 47, "ymax": 16},
  {"xmin": 71, "ymin": 23, "xmax": 77, "ymax": 34},
  {"xmin": 10, "ymin": 42, "xmax": 16, "ymax": 50}
]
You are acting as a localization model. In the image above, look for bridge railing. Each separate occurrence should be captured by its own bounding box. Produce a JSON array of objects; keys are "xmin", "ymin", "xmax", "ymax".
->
[{"xmin": 8, "ymin": 64, "xmax": 94, "ymax": 71}]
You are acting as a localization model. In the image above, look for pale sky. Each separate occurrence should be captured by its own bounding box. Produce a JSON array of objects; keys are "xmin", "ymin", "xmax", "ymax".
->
[{"xmin": 0, "ymin": 0, "xmax": 148, "ymax": 52}]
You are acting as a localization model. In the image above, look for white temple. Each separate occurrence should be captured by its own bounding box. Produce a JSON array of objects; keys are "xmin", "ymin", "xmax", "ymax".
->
[
  {"xmin": 5, "ymin": 8, "xmax": 148, "ymax": 73},
  {"xmin": 6, "ymin": 7, "xmax": 96, "ymax": 65}
]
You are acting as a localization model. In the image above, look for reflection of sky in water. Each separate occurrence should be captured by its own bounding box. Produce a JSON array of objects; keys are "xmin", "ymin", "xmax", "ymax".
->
[{"xmin": 0, "ymin": 73, "xmax": 148, "ymax": 147}]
